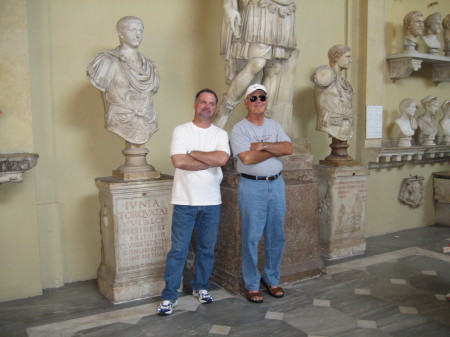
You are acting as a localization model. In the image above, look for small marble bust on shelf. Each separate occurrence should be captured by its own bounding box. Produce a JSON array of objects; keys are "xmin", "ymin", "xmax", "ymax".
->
[
  {"xmin": 443, "ymin": 14, "xmax": 450, "ymax": 56},
  {"xmin": 440, "ymin": 99, "xmax": 450, "ymax": 145},
  {"xmin": 417, "ymin": 95, "xmax": 440, "ymax": 145},
  {"xmin": 395, "ymin": 98, "xmax": 418, "ymax": 147},
  {"xmin": 403, "ymin": 11, "xmax": 425, "ymax": 52},
  {"xmin": 422, "ymin": 12, "xmax": 443, "ymax": 55}
]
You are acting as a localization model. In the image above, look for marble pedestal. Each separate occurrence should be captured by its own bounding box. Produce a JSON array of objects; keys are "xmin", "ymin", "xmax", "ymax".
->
[
  {"xmin": 211, "ymin": 155, "xmax": 324, "ymax": 294},
  {"xmin": 95, "ymin": 175, "xmax": 173, "ymax": 303},
  {"xmin": 316, "ymin": 164, "xmax": 370, "ymax": 260}
]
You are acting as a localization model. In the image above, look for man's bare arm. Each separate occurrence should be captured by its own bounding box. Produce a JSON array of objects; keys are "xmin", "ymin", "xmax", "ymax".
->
[
  {"xmin": 238, "ymin": 141, "xmax": 292, "ymax": 165},
  {"xmin": 171, "ymin": 151, "xmax": 230, "ymax": 171}
]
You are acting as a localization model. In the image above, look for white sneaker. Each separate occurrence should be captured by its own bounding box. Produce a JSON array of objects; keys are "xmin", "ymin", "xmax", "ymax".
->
[
  {"xmin": 193, "ymin": 289, "xmax": 213, "ymax": 304},
  {"xmin": 157, "ymin": 300, "xmax": 178, "ymax": 316}
]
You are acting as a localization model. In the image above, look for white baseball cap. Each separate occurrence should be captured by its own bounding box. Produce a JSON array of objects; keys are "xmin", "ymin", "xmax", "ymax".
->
[{"xmin": 245, "ymin": 84, "xmax": 267, "ymax": 98}]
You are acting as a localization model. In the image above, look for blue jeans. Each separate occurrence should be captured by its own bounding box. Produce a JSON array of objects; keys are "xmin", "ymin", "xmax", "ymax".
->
[
  {"xmin": 161, "ymin": 204, "xmax": 221, "ymax": 301},
  {"xmin": 238, "ymin": 176, "xmax": 286, "ymax": 291}
]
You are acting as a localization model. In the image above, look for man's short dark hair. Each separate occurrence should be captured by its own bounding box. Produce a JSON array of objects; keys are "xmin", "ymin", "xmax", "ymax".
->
[{"xmin": 195, "ymin": 88, "xmax": 218, "ymax": 104}]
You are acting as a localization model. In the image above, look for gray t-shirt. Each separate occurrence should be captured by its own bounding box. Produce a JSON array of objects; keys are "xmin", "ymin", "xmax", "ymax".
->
[{"xmin": 230, "ymin": 118, "xmax": 291, "ymax": 176}]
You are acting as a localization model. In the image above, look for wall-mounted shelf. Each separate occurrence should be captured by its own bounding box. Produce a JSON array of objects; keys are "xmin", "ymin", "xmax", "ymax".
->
[
  {"xmin": 0, "ymin": 153, "xmax": 39, "ymax": 184},
  {"xmin": 365, "ymin": 144, "xmax": 450, "ymax": 169},
  {"xmin": 386, "ymin": 51, "xmax": 450, "ymax": 83}
]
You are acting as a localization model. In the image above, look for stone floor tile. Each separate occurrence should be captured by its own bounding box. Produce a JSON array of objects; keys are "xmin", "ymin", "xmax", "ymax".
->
[
  {"xmin": 399, "ymin": 306, "xmax": 418, "ymax": 314},
  {"xmin": 354, "ymin": 288, "xmax": 371, "ymax": 295},
  {"xmin": 390, "ymin": 278, "xmax": 407, "ymax": 285},
  {"xmin": 264, "ymin": 311, "xmax": 284, "ymax": 320},
  {"xmin": 209, "ymin": 324, "xmax": 231, "ymax": 335},
  {"xmin": 421, "ymin": 270, "xmax": 438, "ymax": 275},
  {"xmin": 356, "ymin": 319, "xmax": 377, "ymax": 329}
]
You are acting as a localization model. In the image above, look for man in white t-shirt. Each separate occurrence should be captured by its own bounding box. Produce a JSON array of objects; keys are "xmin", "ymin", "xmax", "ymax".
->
[{"xmin": 157, "ymin": 89, "xmax": 230, "ymax": 316}]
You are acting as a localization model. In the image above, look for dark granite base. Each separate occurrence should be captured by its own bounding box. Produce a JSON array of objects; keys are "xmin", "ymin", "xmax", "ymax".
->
[{"xmin": 210, "ymin": 155, "xmax": 325, "ymax": 294}]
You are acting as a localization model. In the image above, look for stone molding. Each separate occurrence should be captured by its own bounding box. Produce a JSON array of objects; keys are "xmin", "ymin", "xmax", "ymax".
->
[{"xmin": 0, "ymin": 153, "xmax": 39, "ymax": 184}]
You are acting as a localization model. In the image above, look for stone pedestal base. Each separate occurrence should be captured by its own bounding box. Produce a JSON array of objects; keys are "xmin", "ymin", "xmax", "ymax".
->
[
  {"xmin": 211, "ymin": 155, "xmax": 324, "ymax": 294},
  {"xmin": 95, "ymin": 175, "xmax": 173, "ymax": 303},
  {"xmin": 317, "ymin": 164, "xmax": 370, "ymax": 260}
]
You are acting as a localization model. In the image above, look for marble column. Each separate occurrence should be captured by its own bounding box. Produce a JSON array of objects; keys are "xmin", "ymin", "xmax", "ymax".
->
[
  {"xmin": 211, "ymin": 154, "xmax": 324, "ymax": 294},
  {"xmin": 316, "ymin": 164, "xmax": 370, "ymax": 260},
  {"xmin": 95, "ymin": 175, "xmax": 173, "ymax": 303}
]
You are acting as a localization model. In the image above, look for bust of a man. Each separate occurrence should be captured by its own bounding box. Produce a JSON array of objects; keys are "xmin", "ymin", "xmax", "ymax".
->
[
  {"xmin": 403, "ymin": 11, "xmax": 425, "ymax": 52},
  {"xmin": 440, "ymin": 100, "xmax": 450, "ymax": 145},
  {"xmin": 417, "ymin": 95, "xmax": 439, "ymax": 145},
  {"xmin": 311, "ymin": 44, "xmax": 354, "ymax": 141},
  {"xmin": 443, "ymin": 14, "xmax": 450, "ymax": 56},
  {"xmin": 87, "ymin": 16, "xmax": 160, "ymax": 145},
  {"xmin": 395, "ymin": 98, "xmax": 418, "ymax": 147},
  {"xmin": 422, "ymin": 12, "xmax": 442, "ymax": 54}
]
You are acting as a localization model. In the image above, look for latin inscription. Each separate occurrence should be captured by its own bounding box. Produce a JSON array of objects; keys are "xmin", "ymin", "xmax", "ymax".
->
[{"xmin": 117, "ymin": 198, "xmax": 170, "ymax": 267}]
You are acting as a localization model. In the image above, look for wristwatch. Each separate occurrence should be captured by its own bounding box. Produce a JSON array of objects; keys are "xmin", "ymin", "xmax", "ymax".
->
[
  {"xmin": 261, "ymin": 142, "xmax": 268, "ymax": 150},
  {"xmin": 187, "ymin": 150, "xmax": 192, "ymax": 157}
]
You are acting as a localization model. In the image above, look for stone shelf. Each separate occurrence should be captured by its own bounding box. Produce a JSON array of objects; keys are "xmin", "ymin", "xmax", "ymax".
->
[
  {"xmin": 0, "ymin": 153, "xmax": 39, "ymax": 184},
  {"xmin": 365, "ymin": 145, "xmax": 450, "ymax": 169},
  {"xmin": 386, "ymin": 51, "xmax": 450, "ymax": 83}
]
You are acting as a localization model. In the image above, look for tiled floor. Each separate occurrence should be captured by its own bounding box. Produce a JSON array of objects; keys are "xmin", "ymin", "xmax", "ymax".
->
[{"xmin": 1, "ymin": 225, "xmax": 450, "ymax": 337}]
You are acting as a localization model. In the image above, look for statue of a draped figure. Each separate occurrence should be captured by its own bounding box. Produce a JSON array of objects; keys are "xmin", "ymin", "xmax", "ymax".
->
[
  {"xmin": 213, "ymin": 0, "xmax": 299, "ymax": 137},
  {"xmin": 311, "ymin": 45, "xmax": 355, "ymax": 163},
  {"xmin": 440, "ymin": 100, "xmax": 450, "ymax": 145},
  {"xmin": 87, "ymin": 16, "xmax": 161, "ymax": 180}
]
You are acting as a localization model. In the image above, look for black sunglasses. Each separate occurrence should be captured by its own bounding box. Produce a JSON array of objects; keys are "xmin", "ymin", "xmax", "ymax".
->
[{"xmin": 249, "ymin": 95, "xmax": 267, "ymax": 102}]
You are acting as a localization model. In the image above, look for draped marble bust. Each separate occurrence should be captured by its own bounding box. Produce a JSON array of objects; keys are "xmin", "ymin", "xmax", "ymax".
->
[
  {"xmin": 417, "ymin": 95, "xmax": 439, "ymax": 145},
  {"xmin": 395, "ymin": 98, "xmax": 418, "ymax": 147},
  {"xmin": 311, "ymin": 45, "xmax": 354, "ymax": 141},
  {"xmin": 87, "ymin": 16, "xmax": 160, "ymax": 145}
]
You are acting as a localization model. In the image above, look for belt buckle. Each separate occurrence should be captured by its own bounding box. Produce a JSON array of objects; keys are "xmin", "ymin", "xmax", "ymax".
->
[{"xmin": 265, "ymin": 176, "xmax": 270, "ymax": 181}]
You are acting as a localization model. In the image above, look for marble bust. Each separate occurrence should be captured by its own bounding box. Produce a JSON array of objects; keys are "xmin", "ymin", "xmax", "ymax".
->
[
  {"xmin": 87, "ymin": 16, "xmax": 160, "ymax": 145},
  {"xmin": 311, "ymin": 45, "xmax": 354, "ymax": 141},
  {"xmin": 417, "ymin": 95, "xmax": 439, "ymax": 145},
  {"xmin": 395, "ymin": 98, "xmax": 418, "ymax": 147},
  {"xmin": 443, "ymin": 14, "xmax": 450, "ymax": 56},
  {"xmin": 213, "ymin": 0, "xmax": 298, "ymax": 135},
  {"xmin": 403, "ymin": 11, "xmax": 425, "ymax": 52},
  {"xmin": 422, "ymin": 12, "xmax": 442, "ymax": 55},
  {"xmin": 440, "ymin": 100, "xmax": 450, "ymax": 145}
]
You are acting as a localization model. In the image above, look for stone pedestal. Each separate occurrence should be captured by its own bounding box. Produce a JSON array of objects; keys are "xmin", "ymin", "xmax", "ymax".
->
[
  {"xmin": 95, "ymin": 175, "xmax": 173, "ymax": 303},
  {"xmin": 316, "ymin": 164, "xmax": 370, "ymax": 260},
  {"xmin": 433, "ymin": 171, "xmax": 450, "ymax": 226},
  {"xmin": 211, "ymin": 154, "xmax": 324, "ymax": 294}
]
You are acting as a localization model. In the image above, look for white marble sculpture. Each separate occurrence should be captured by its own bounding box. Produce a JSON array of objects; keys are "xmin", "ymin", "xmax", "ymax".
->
[
  {"xmin": 443, "ymin": 14, "xmax": 450, "ymax": 56},
  {"xmin": 422, "ymin": 12, "xmax": 442, "ymax": 55},
  {"xmin": 311, "ymin": 45, "xmax": 354, "ymax": 141},
  {"xmin": 213, "ymin": 0, "xmax": 299, "ymax": 135},
  {"xmin": 395, "ymin": 98, "xmax": 418, "ymax": 147},
  {"xmin": 417, "ymin": 95, "xmax": 439, "ymax": 146},
  {"xmin": 87, "ymin": 16, "xmax": 160, "ymax": 145},
  {"xmin": 403, "ymin": 11, "xmax": 425, "ymax": 52},
  {"xmin": 399, "ymin": 176, "xmax": 424, "ymax": 208},
  {"xmin": 87, "ymin": 16, "xmax": 160, "ymax": 180},
  {"xmin": 440, "ymin": 99, "xmax": 450, "ymax": 145}
]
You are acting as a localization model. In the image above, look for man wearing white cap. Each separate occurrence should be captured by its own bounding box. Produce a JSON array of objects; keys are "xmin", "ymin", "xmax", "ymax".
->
[{"xmin": 230, "ymin": 84, "xmax": 292, "ymax": 303}]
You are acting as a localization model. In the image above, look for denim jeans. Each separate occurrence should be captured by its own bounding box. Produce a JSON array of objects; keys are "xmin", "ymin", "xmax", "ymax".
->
[
  {"xmin": 238, "ymin": 176, "xmax": 286, "ymax": 291},
  {"xmin": 161, "ymin": 204, "xmax": 221, "ymax": 301}
]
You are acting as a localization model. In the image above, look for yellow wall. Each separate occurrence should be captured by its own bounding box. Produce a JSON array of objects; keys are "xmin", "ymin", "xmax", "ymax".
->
[{"xmin": 0, "ymin": 0, "xmax": 449, "ymax": 301}]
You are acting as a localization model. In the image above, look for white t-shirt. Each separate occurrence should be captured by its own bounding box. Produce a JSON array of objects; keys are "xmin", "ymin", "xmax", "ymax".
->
[{"xmin": 170, "ymin": 122, "xmax": 230, "ymax": 206}]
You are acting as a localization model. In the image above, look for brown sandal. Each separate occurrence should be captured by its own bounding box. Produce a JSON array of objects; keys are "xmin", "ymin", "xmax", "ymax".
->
[
  {"xmin": 261, "ymin": 279, "xmax": 284, "ymax": 298},
  {"xmin": 246, "ymin": 290, "xmax": 264, "ymax": 303}
]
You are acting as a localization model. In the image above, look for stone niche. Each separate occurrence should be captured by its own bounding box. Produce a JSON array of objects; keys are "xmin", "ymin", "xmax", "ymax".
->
[
  {"xmin": 95, "ymin": 175, "xmax": 173, "ymax": 303},
  {"xmin": 211, "ymin": 154, "xmax": 324, "ymax": 294}
]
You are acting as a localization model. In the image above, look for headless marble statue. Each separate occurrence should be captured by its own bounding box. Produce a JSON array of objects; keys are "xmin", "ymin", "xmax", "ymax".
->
[
  {"xmin": 422, "ymin": 12, "xmax": 442, "ymax": 55},
  {"xmin": 417, "ymin": 95, "xmax": 439, "ymax": 146},
  {"xmin": 395, "ymin": 98, "xmax": 418, "ymax": 147},
  {"xmin": 213, "ymin": 0, "xmax": 299, "ymax": 136}
]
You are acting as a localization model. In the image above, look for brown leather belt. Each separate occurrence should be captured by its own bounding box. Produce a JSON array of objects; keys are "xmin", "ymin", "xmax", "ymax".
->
[{"xmin": 241, "ymin": 173, "xmax": 281, "ymax": 181}]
